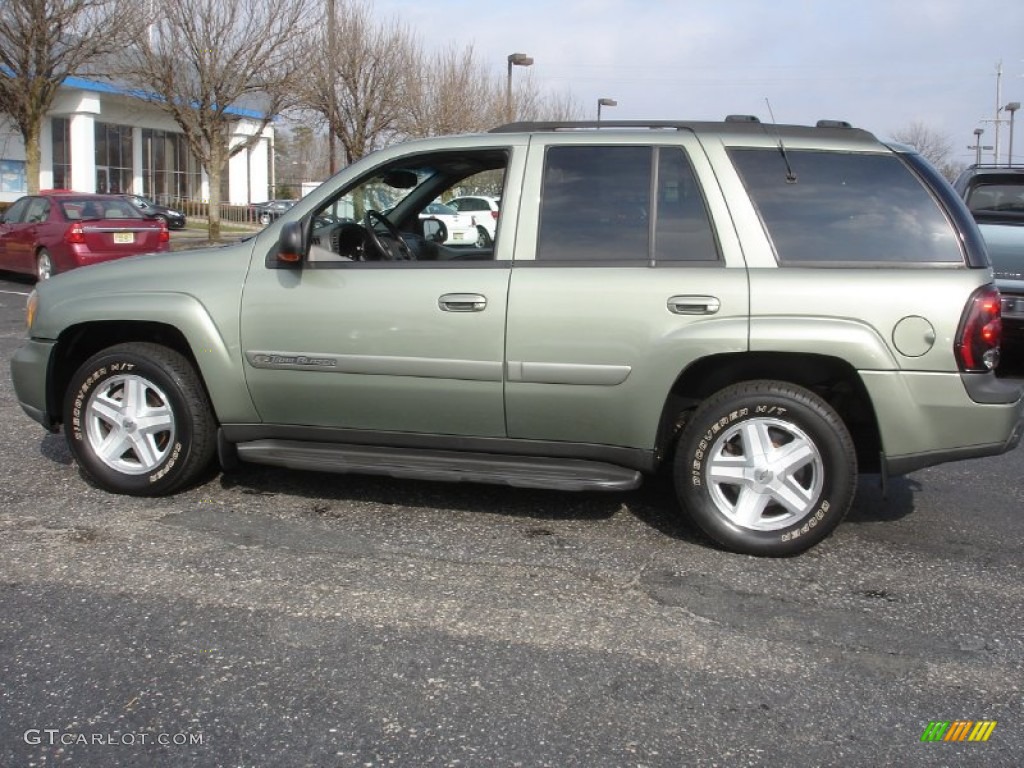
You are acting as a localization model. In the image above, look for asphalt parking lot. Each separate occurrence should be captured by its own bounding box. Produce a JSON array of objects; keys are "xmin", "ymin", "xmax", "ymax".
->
[{"xmin": 1, "ymin": 273, "xmax": 1022, "ymax": 767}]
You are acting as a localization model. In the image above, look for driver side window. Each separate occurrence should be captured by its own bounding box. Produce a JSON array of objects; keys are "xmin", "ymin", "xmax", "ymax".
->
[{"xmin": 305, "ymin": 149, "xmax": 509, "ymax": 267}]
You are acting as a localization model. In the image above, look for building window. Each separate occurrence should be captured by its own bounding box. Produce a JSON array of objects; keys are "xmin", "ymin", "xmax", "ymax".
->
[
  {"xmin": 51, "ymin": 117, "xmax": 71, "ymax": 190},
  {"xmin": 95, "ymin": 122, "xmax": 134, "ymax": 194},
  {"xmin": 0, "ymin": 159, "xmax": 27, "ymax": 193},
  {"xmin": 141, "ymin": 128, "xmax": 202, "ymax": 203}
]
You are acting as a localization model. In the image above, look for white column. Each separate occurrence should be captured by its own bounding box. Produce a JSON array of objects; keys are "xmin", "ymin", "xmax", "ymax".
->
[
  {"xmin": 132, "ymin": 126, "xmax": 144, "ymax": 195},
  {"xmin": 39, "ymin": 119, "xmax": 54, "ymax": 190},
  {"xmin": 69, "ymin": 113, "xmax": 97, "ymax": 192}
]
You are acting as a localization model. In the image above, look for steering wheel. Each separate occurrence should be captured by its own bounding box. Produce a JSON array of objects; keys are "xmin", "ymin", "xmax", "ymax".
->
[{"xmin": 363, "ymin": 210, "xmax": 413, "ymax": 260}]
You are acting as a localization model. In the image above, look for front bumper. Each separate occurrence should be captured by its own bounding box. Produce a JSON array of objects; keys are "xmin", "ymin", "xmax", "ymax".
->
[{"xmin": 10, "ymin": 338, "xmax": 58, "ymax": 430}]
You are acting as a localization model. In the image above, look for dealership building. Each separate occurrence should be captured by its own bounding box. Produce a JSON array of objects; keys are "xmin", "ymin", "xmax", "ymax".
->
[{"xmin": 0, "ymin": 76, "xmax": 274, "ymax": 205}]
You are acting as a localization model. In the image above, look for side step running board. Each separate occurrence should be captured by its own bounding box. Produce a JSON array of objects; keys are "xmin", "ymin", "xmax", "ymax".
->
[{"xmin": 234, "ymin": 439, "xmax": 642, "ymax": 492}]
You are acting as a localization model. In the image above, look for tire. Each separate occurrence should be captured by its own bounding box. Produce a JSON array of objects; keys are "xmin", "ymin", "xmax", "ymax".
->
[
  {"xmin": 475, "ymin": 226, "xmax": 492, "ymax": 248},
  {"xmin": 63, "ymin": 342, "xmax": 217, "ymax": 496},
  {"xmin": 259, "ymin": 213, "xmax": 271, "ymax": 226},
  {"xmin": 673, "ymin": 380, "xmax": 857, "ymax": 556},
  {"xmin": 155, "ymin": 214, "xmax": 168, "ymax": 227},
  {"xmin": 36, "ymin": 249, "xmax": 54, "ymax": 281}
]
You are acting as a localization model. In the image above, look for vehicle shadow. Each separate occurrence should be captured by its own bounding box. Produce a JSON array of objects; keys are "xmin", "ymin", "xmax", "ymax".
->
[
  {"xmin": 36, "ymin": 427, "xmax": 920, "ymax": 543},
  {"xmin": 217, "ymin": 463, "xmax": 715, "ymax": 548},
  {"xmin": 39, "ymin": 432, "xmax": 73, "ymax": 466}
]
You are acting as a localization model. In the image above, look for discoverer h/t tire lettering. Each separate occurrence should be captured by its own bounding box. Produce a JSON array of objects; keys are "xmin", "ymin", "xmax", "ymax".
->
[{"xmin": 63, "ymin": 342, "xmax": 217, "ymax": 496}]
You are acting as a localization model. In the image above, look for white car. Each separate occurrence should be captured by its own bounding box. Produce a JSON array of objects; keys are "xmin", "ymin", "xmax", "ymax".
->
[
  {"xmin": 418, "ymin": 202, "xmax": 479, "ymax": 246},
  {"xmin": 448, "ymin": 196, "xmax": 500, "ymax": 246}
]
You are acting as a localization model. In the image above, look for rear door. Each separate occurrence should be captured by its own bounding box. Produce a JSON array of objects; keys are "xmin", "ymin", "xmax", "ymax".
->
[{"xmin": 504, "ymin": 134, "xmax": 750, "ymax": 451}]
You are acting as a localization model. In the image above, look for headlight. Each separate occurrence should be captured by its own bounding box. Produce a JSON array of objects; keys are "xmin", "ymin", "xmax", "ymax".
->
[{"xmin": 26, "ymin": 289, "xmax": 38, "ymax": 331}]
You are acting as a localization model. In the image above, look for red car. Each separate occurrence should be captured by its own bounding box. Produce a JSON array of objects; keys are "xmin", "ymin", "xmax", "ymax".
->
[{"xmin": 0, "ymin": 192, "xmax": 170, "ymax": 281}]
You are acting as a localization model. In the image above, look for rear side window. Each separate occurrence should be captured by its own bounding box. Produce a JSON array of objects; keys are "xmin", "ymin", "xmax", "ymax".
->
[
  {"xmin": 537, "ymin": 145, "xmax": 718, "ymax": 264},
  {"xmin": 730, "ymin": 149, "xmax": 963, "ymax": 264},
  {"xmin": 24, "ymin": 198, "xmax": 50, "ymax": 223}
]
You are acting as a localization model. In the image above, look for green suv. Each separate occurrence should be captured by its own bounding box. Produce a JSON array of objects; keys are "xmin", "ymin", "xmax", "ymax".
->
[{"xmin": 10, "ymin": 119, "xmax": 1024, "ymax": 555}]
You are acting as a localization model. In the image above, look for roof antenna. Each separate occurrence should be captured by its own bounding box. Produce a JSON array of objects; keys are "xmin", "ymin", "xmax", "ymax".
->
[{"xmin": 765, "ymin": 98, "xmax": 797, "ymax": 183}]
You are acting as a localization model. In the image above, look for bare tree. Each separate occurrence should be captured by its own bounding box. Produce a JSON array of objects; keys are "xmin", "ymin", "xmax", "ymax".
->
[
  {"xmin": 891, "ymin": 121, "xmax": 961, "ymax": 180},
  {"xmin": 531, "ymin": 88, "xmax": 586, "ymax": 123},
  {"xmin": 0, "ymin": 0, "xmax": 138, "ymax": 194},
  {"xmin": 306, "ymin": 0, "xmax": 417, "ymax": 167},
  {"xmin": 403, "ymin": 45, "xmax": 503, "ymax": 138},
  {"xmin": 117, "ymin": 0, "xmax": 310, "ymax": 240}
]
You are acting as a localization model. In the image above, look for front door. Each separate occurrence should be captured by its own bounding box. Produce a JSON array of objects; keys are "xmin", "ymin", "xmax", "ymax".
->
[{"xmin": 239, "ymin": 143, "xmax": 518, "ymax": 438}]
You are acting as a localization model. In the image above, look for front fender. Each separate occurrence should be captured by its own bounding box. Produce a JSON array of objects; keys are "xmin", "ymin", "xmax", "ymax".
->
[{"xmin": 41, "ymin": 292, "xmax": 259, "ymax": 424}]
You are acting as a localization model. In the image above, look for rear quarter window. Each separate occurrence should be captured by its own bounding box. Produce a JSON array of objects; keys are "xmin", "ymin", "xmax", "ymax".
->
[{"xmin": 729, "ymin": 149, "xmax": 964, "ymax": 265}]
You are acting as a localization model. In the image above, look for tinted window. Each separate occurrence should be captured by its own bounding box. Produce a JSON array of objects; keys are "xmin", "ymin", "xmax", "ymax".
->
[
  {"xmin": 655, "ymin": 149, "xmax": 718, "ymax": 262},
  {"xmin": 730, "ymin": 149, "xmax": 963, "ymax": 264},
  {"xmin": 538, "ymin": 146, "xmax": 651, "ymax": 262},
  {"xmin": 537, "ymin": 146, "xmax": 718, "ymax": 263}
]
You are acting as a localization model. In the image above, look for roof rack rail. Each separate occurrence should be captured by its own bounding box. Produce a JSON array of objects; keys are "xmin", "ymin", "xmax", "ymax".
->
[
  {"xmin": 816, "ymin": 119, "xmax": 853, "ymax": 129},
  {"xmin": 489, "ymin": 121, "xmax": 697, "ymax": 133},
  {"xmin": 725, "ymin": 114, "xmax": 760, "ymax": 123},
  {"xmin": 964, "ymin": 163, "xmax": 1024, "ymax": 170}
]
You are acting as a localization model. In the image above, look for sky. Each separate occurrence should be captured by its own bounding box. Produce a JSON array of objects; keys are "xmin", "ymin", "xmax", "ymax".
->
[{"xmin": 374, "ymin": 0, "xmax": 1024, "ymax": 166}]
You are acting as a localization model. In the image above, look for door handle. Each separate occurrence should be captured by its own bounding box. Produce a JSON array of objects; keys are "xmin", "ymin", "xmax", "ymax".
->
[
  {"xmin": 438, "ymin": 293, "xmax": 487, "ymax": 312},
  {"xmin": 667, "ymin": 295, "xmax": 721, "ymax": 315}
]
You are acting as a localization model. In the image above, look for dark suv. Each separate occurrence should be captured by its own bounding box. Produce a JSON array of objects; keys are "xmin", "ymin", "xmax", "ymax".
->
[{"xmin": 953, "ymin": 165, "xmax": 1024, "ymax": 342}]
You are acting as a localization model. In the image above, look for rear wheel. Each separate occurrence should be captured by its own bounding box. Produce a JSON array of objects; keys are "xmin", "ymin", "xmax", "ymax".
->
[
  {"xmin": 36, "ymin": 249, "xmax": 54, "ymax": 281},
  {"xmin": 63, "ymin": 343, "xmax": 217, "ymax": 496},
  {"xmin": 475, "ymin": 226, "xmax": 492, "ymax": 248},
  {"xmin": 673, "ymin": 380, "xmax": 856, "ymax": 556}
]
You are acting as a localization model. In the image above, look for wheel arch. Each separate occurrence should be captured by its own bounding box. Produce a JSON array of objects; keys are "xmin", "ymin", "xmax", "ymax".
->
[
  {"xmin": 46, "ymin": 316, "xmax": 257, "ymax": 428},
  {"xmin": 656, "ymin": 352, "xmax": 883, "ymax": 473}
]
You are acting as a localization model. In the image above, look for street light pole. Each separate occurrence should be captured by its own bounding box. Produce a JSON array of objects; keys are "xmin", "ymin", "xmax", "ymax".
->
[
  {"xmin": 1005, "ymin": 102, "xmax": 1021, "ymax": 166},
  {"xmin": 597, "ymin": 97, "xmax": 617, "ymax": 123},
  {"xmin": 506, "ymin": 52, "xmax": 533, "ymax": 123},
  {"xmin": 970, "ymin": 128, "xmax": 992, "ymax": 167}
]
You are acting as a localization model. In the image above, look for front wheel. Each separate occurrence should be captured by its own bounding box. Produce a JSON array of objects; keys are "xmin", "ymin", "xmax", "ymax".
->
[
  {"xmin": 63, "ymin": 343, "xmax": 217, "ymax": 496},
  {"xmin": 673, "ymin": 380, "xmax": 857, "ymax": 556},
  {"xmin": 36, "ymin": 249, "xmax": 54, "ymax": 281}
]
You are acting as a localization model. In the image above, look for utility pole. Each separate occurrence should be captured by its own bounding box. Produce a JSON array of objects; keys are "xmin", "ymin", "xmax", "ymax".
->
[
  {"xmin": 327, "ymin": 0, "xmax": 337, "ymax": 175},
  {"xmin": 994, "ymin": 61, "xmax": 1003, "ymax": 165}
]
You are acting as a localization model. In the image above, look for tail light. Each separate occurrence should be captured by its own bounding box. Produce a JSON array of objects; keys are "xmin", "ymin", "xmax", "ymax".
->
[
  {"xmin": 64, "ymin": 223, "xmax": 86, "ymax": 244},
  {"xmin": 158, "ymin": 223, "xmax": 170, "ymax": 243},
  {"xmin": 955, "ymin": 285, "xmax": 1002, "ymax": 371},
  {"xmin": 491, "ymin": 210, "xmax": 499, "ymax": 220}
]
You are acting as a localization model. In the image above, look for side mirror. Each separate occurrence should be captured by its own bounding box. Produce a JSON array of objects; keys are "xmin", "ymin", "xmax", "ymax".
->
[
  {"xmin": 422, "ymin": 217, "xmax": 448, "ymax": 244},
  {"xmin": 277, "ymin": 220, "xmax": 305, "ymax": 266}
]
